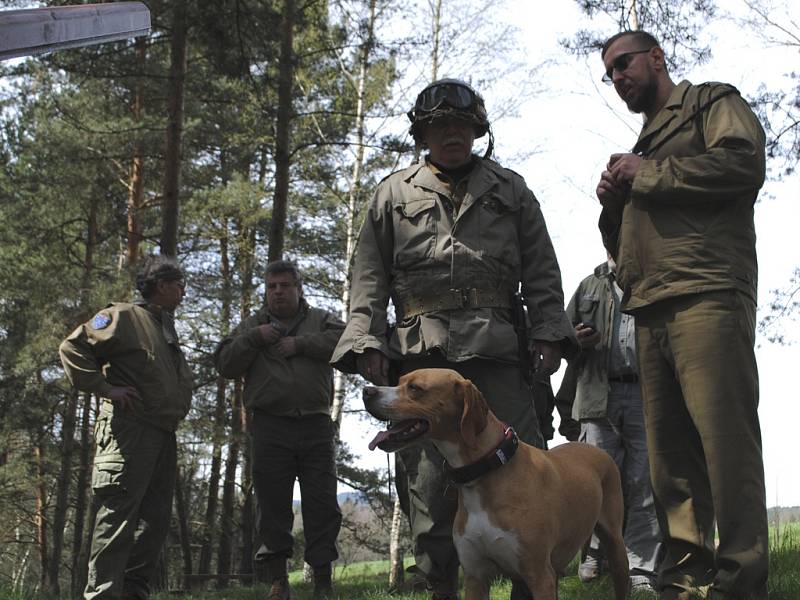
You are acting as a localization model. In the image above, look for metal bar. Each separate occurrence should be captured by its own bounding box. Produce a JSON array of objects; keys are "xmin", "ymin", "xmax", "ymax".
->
[{"xmin": 0, "ymin": 2, "xmax": 150, "ymax": 61}]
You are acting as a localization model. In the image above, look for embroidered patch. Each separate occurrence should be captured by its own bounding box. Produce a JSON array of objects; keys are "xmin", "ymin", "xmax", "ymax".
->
[{"xmin": 91, "ymin": 313, "xmax": 112, "ymax": 330}]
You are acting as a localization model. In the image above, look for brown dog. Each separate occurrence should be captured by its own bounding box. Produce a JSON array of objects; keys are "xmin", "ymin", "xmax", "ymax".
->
[{"xmin": 363, "ymin": 368, "xmax": 629, "ymax": 600}]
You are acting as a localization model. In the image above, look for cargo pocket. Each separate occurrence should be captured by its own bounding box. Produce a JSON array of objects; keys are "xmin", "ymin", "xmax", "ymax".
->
[{"xmin": 92, "ymin": 458, "xmax": 127, "ymax": 496}]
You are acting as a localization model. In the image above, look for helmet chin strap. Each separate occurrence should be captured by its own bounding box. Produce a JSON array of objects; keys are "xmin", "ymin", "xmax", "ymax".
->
[{"xmin": 482, "ymin": 127, "xmax": 494, "ymax": 160}]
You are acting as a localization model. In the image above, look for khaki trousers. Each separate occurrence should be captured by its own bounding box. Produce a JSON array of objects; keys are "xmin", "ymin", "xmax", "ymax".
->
[
  {"xmin": 634, "ymin": 290, "xmax": 768, "ymax": 598},
  {"xmin": 85, "ymin": 405, "xmax": 176, "ymax": 600}
]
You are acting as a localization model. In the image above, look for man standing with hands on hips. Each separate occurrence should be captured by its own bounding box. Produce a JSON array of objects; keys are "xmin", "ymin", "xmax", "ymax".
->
[{"xmin": 596, "ymin": 30, "xmax": 769, "ymax": 600}]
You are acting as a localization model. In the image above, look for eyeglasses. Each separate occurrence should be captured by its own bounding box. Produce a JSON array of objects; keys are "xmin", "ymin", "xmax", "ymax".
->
[
  {"xmin": 602, "ymin": 48, "xmax": 653, "ymax": 84},
  {"xmin": 415, "ymin": 81, "xmax": 476, "ymax": 112}
]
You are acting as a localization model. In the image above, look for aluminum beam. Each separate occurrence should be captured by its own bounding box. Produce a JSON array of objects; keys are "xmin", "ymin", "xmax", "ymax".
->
[{"xmin": 0, "ymin": 2, "xmax": 150, "ymax": 61}]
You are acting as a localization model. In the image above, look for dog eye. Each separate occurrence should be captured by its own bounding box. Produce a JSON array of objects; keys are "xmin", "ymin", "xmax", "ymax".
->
[{"xmin": 407, "ymin": 383, "xmax": 423, "ymax": 394}]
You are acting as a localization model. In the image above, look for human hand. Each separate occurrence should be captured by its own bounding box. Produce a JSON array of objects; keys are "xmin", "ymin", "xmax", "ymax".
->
[
  {"xmin": 106, "ymin": 386, "xmax": 142, "ymax": 413},
  {"xmin": 533, "ymin": 340, "xmax": 562, "ymax": 376},
  {"xmin": 596, "ymin": 169, "xmax": 627, "ymax": 212},
  {"xmin": 575, "ymin": 323, "xmax": 601, "ymax": 350},
  {"xmin": 559, "ymin": 417, "xmax": 581, "ymax": 442},
  {"xmin": 258, "ymin": 324, "xmax": 282, "ymax": 345},
  {"xmin": 356, "ymin": 349, "xmax": 390, "ymax": 385},
  {"xmin": 608, "ymin": 152, "xmax": 642, "ymax": 186},
  {"xmin": 275, "ymin": 336, "xmax": 298, "ymax": 357}
]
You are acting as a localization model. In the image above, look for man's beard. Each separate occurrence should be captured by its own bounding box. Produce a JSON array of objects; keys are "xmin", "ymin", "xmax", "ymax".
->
[{"xmin": 627, "ymin": 77, "xmax": 658, "ymax": 115}]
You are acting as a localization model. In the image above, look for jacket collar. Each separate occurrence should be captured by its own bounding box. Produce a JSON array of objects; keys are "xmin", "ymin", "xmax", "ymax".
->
[
  {"xmin": 635, "ymin": 80, "xmax": 692, "ymax": 153},
  {"xmin": 406, "ymin": 156, "xmax": 505, "ymax": 214}
]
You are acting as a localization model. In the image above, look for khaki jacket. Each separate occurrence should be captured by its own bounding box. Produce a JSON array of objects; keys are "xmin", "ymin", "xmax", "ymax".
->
[
  {"xmin": 558, "ymin": 263, "xmax": 619, "ymax": 420},
  {"xmin": 59, "ymin": 302, "xmax": 193, "ymax": 431},
  {"xmin": 331, "ymin": 156, "xmax": 574, "ymax": 371},
  {"xmin": 214, "ymin": 300, "xmax": 344, "ymax": 417},
  {"xmin": 600, "ymin": 80, "xmax": 766, "ymax": 311}
]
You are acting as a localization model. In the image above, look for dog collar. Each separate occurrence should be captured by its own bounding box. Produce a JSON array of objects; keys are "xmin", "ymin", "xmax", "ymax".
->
[{"xmin": 444, "ymin": 425, "xmax": 519, "ymax": 485}]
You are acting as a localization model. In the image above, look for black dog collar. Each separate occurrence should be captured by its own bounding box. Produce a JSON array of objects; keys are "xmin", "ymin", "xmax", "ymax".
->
[{"xmin": 445, "ymin": 425, "xmax": 519, "ymax": 485}]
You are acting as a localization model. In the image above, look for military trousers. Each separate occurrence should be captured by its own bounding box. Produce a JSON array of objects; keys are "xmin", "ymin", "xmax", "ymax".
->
[
  {"xmin": 85, "ymin": 404, "xmax": 177, "ymax": 600},
  {"xmin": 581, "ymin": 380, "xmax": 662, "ymax": 580},
  {"xmin": 634, "ymin": 290, "xmax": 768, "ymax": 598},
  {"xmin": 251, "ymin": 412, "xmax": 341, "ymax": 569},
  {"xmin": 395, "ymin": 354, "xmax": 544, "ymax": 593}
]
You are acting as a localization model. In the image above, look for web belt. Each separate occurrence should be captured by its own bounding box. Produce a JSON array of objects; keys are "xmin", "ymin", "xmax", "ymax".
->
[{"xmin": 400, "ymin": 288, "xmax": 511, "ymax": 319}]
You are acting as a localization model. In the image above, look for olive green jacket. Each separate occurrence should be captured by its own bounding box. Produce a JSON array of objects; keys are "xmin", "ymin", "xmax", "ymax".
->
[
  {"xmin": 331, "ymin": 156, "xmax": 574, "ymax": 371},
  {"xmin": 557, "ymin": 263, "xmax": 619, "ymax": 420},
  {"xmin": 59, "ymin": 302, "xmax": 193, "ymax": 431},
  {"xmin": 214, "ymin": 300, "xmax": 344, "ymax": 417},
  {"xmin": 600, "ymin": 80, "xmax": 766, "ymax": 312}
]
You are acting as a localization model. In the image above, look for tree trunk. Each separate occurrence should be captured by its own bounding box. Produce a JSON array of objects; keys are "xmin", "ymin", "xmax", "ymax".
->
[
  {"xmin": 125, "ymin": 36, "xmax": 147, "ymax": 268},
  {"xmin": 174, "ymin": 466, "xmax": 193, "ymax": 590},
  {"xmin": 267, "ymin": 0, "xmax": 295, "ymax": 263},
  {"xmin": 332, "ymin": 0, "xmax": 377, "ymax": 427},
  {"xmin": 217, "ymin": 380, "xmax": 243, "ymax": 587},
  {"xmin": 46, "ymin": 387, "xmax": 79, "ymax": 596},
  {"xmin": 200, "ymin": 227, "xmax": 232, "ymax": 577},
  {"xmin": 70, "ymin": 392, "xmax": 93, "ymax": 598},
  {"xmin": 34, "ymin": 437, "xmax": 49, "ymax": 590},
  {"xmin": 237, "ymin": 224, "xmax": 257, "ymax": 580},
  {"xmin": 431, "ymin": 0, "xmax": 442, "ymax": 81},
  {"xmin": 388, "ymin": 495, "xmax": 405, "ymax": 590},
  {"xmin": 161, "ymin": 0, "xmax": 188, "ymax": 257}
]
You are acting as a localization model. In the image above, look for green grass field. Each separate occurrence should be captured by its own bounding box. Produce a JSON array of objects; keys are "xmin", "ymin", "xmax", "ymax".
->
[
  {"xmin": 149, "ymin": 522, "xmax": 800, "ymax": 600},
  {"xmin": 2, "ymin": 524, "xmax": 797, "ymax": 600}
]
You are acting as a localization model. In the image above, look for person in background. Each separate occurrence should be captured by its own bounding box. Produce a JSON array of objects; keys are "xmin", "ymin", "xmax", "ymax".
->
[
  {"xmin": 214, "ymin": 260, "xmax": 344, "ymax": 600},
  {"xmin": 596, "ymin": 29, "xmax": 768, "ymax": 599},
  {"xmin": 60, "ymin": 255, "xmax": 193, "ymax": 600},
  {"xmin": 557, "ymin": 254, "xmax": 662, "ymax": 594}
]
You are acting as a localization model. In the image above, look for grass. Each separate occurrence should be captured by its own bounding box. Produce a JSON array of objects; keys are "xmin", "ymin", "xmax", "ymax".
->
[{"xmin": 152, "ymin": 525, "xmax": 800, "ymax": 600}]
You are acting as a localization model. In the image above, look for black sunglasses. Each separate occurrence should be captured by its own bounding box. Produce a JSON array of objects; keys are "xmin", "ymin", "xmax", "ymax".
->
[{"xmin": 602, "ymin": 48, "xmax": 653, "ymax": 84}]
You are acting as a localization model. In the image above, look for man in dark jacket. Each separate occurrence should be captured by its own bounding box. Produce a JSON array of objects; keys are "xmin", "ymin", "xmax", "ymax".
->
[
  {"xmin": 596, "ymin": 30, "xmax": 768, "ymax": 600},
  {"xmin": 214, "ymin": 260, "xmax": 344, "ymax": 600},
  {"xmin": 60, "ymin": 255, "xmax": 193, "ymax": 600}
]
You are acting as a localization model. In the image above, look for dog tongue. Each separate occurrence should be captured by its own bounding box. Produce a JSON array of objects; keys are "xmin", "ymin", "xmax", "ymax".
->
[{"xmin": 368, "ymin": 430, "xmax": 391, "ymax": 451}]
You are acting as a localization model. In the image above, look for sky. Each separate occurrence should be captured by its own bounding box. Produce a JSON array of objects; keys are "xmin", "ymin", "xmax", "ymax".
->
[{"xmin": 336, "ymin": 0, "xmax": 800, "ymax": 508}]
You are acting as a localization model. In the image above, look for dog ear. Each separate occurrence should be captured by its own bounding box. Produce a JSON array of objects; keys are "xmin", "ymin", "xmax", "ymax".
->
[{"xmin": 458, "ymin": 379, "xmax": 488, "ymax": 449}]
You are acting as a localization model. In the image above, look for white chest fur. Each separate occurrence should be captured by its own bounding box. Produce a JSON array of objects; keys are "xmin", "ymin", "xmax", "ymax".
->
[{"xmin": 453, "ymin": 487, "xmax": 521, "ymax": 579}]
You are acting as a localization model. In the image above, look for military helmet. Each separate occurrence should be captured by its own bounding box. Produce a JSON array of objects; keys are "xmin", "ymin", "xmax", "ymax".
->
[{"xmin": 407, "ymin": 78, "xmax": 490, "ymax": 141}]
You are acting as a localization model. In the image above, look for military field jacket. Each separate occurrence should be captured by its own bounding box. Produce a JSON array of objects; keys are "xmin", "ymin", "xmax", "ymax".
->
[
  {"xmin": 59, "ymin": 302, "xmax": 193, "ymax": 431},
  {"xmin": 559, "ymin": 263, "xmax": 619, "ymax": 420},
  {"xmin": 331, "ymin": 156, "xmax": 574, "ymax": 371},
  {"xmin": 214, "ymin": 301, "xmax": 344, "ymax": 417},
  {"xmin": 599, "ymin": 80, "xmax": 766, "ymax": 312}
]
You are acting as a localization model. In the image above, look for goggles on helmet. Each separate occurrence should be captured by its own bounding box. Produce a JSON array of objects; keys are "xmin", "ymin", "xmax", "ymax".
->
[{"xmin": 414, "ymin": 81, "xmax": 477, "ymax": 113}]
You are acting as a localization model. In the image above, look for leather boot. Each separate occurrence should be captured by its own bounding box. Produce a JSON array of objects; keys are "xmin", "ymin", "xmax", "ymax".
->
[
  {"xmin": 266, "ymin": 576, "xmax": 290, "ymax": 600},
  {"xmin": 312, "ymin": 563, "xmax": 334, "ymax": 600}
]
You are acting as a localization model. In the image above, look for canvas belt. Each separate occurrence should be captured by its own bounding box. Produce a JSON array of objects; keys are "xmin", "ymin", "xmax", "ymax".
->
[{"xmin": 400, "ymin": 288, "xmax": 511, "ymax": 319}]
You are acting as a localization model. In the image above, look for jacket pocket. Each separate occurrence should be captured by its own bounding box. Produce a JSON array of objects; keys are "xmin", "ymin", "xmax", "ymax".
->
[
  {"xmin": 393, "ymin": 195, "xmax": 438, "ymax": 267},
  {"xmin": 476, "ymin": 192, "xmax": 520, "ymax": 269}
]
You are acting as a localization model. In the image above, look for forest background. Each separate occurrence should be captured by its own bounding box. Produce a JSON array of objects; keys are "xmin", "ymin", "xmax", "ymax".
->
[{"xmin": 1, "ymin": 0, "xmax": 798, "ymax": 597}]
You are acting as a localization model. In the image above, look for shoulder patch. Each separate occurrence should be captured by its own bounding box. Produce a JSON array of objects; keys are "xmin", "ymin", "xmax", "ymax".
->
[{"xmin": 91, "ymin": 313, "xmax": 112, "ymax": 330}]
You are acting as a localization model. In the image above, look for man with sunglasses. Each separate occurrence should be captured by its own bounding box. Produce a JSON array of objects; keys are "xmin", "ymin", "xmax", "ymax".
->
[
  {"xmin": 596, "ymin": 30, "xmax": 769, "ymax": 600},
  {"xmin": 332, "ymin": 79, "xmax": 574, "ymax": 599},
  {"xmin": 60, "ymin": 255, "xmax": 193, "ymax": 600}
]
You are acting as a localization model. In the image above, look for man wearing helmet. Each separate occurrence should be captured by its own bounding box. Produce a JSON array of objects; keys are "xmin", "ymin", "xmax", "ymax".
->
[
  {"xmin": 332, "ymin": 79, "xmax": 574, "ymax": 599},
  {"xmin": 60, "ymin": 255, "xmax": 193, "ymax": 599}
]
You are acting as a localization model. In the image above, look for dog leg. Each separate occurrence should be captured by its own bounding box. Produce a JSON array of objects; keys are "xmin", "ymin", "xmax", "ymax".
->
[
  {"xmin": 524, "ymin": 562, "xmax": 557, "ymax": 600},
  {"xmin": 595, "ymin": 521, "xmax": 630, "ymax": 600},
  {"xmin": 463, "ymin": 574, "xmax": 490, "ymax": 600}
]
